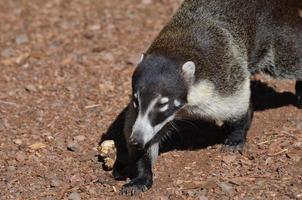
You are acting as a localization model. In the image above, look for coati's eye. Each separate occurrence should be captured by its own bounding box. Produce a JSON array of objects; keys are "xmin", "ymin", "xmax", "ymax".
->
[
  {"xmin": 158, "ymin": 97, "xmax": 169, "ymax": 112},
  {"xmin": 159, "ymin": 97, "xmax": 169, "ymax": 104},
  {"xmin": 174, "ymin": 99, "xmax": 181, "ymax": 108},
  {"xmin": 159, "ymin": 104, "xmax": 169, "ymax": 112}
]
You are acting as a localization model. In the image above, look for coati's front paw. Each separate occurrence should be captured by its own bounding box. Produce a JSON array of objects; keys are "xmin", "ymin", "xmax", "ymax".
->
[
  {"xmin": 120, "ymin": 177, "xmax": 152, "ymax": 196},
  {"xmin": 222, "ymin": 138, "xmax": 245, "ymax": 153}
]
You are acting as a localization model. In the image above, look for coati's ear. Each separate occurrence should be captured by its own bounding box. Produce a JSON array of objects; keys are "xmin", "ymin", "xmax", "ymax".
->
[
  {"xmin": 182, "ymin": 61, "xmax": 195, "ymax": 82},
  {"xmin": 138, "ymin": 54, "xmax": 144, "ymax": 64}
]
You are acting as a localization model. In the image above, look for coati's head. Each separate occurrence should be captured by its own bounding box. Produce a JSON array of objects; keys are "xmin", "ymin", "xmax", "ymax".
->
[{"xmin": 129, "ymin": 54, "xmax": 195, "ymax": 149}]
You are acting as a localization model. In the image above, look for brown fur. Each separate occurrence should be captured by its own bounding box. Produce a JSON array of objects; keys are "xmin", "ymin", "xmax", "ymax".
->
[{"xmin": 147, "ymin": 0, "xmax": 302, "ymax": 94}]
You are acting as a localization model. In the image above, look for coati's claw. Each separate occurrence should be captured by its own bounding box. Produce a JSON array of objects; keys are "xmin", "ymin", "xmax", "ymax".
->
[
  {"xmin": 222, "ymin": 144, "xmax": 244, "ymax": 154},
  {"xmin": 222, "ymin": 139, "xmax": 244, "ymax": 153},
  {"xmin": 120, "ymin": 179, "xmax": 149, "ymax": 196}
]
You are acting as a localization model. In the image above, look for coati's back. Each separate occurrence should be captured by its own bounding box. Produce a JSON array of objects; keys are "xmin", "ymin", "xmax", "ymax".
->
[{"xmin": 148, "ymin": 0, "xmax": 302, "ymax": 80}]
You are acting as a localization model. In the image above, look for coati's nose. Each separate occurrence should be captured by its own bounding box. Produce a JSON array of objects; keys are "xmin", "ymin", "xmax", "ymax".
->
[{"xmin": 129, "ymin": 134, "xmax": 145, "ymax": 149}]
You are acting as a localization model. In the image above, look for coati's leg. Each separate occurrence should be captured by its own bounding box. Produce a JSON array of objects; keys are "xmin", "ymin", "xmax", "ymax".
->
[
  {"xmin": 112, "ymin": 143, "xmax": 135, "ymax": 181},
  {"xmin": 295, "ymin": 81, "xmax": 302, "ymax": 109},
  {"xmin": 99, "ymin": 105, "xmax": 135, "ymax": 180},
  {"xmin": 118, "ymin": 103, "xmax": 158, "ymax": 195},
  {"xmin": 223, "ymin": 102, "xmax": 253, "ymax": 152},
  {"xmin": 120, "ymin": 143, "xmax": 159, "ymax": 195}
]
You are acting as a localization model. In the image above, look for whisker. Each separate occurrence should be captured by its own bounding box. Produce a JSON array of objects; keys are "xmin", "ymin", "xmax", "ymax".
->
[
  {"xmin": 176, "ymin": 118, "xmax": 200, "ymax": 130},
  {"xmin": 169, "ymin": 121, "xmax": 179, "ymax": 132}
]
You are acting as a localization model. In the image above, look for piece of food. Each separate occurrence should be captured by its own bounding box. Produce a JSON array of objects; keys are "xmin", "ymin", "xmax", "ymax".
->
[{"xmin": 97, "ymin": 140, "xmax": 116, "ymax": 170}]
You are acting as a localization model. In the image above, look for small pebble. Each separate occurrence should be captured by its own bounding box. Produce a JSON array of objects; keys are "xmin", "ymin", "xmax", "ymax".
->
[
  {"xmin": 88, "ymin": 24, "xmax": 101, "ymax": 31},
  {"xmin": 222, "ymin": 155, "xmax": 237, "ymax": 165},
  {"xmin": 142, "ymin": 0, "xmax": 152, "ymax": 5},
  {"xmin": 15, "ymin": 34, "xmax": 29, "ymax": 44},
  {"xmin": 25, "ymin": 84, "xmax": 37, "ymax": 92},
  {"xmin": 49, "ymin": 40, "xmax": 61, "ymax": 49},
  {"xmin": 218, "ymin": 182, "xmax": 234, "ymax": 194},
  {"xmin": 1, "ymin": 48, "xmax": 14, "ymax": 58},
  {"xmin": 41, "ymin": 197, "xmax": 54, "ymax": 200},
  {"xmin": 0, "ymin": 119, "xmax": 5, "ymax": 131},
  {"xmin": 13, "ymin": 139, "xmax": 22, "ymax": 145},
  {"xmin": 68, "ymin": 192, "xmax": 81, "ymax": 200},
  {"xmin": 50, "ymin": 178, "xmax": 61, "ymax": 187},
  {"xmin": 102, "ymin": 52, "xmax": 114, "ymax": 62},
  {"xmin": 67, "ymin": 141, "xmax": 79, "ymax": 152},
  {"xmin": 73, "ymin": 135, "xmax": 86, "ymax": 142},
  {"xmin": 88, "ymin": 187, "xmax": 97, "ymax": 195},
  {"xmin": 199, "ymin": 196, "xmax": 209, "ymax": 200},
  {"xmin": 154, "ymin": 196, "xmax": 168, "ymax": 200},
  {"xmin": 7, "ymin": 166, "xmax": 16, "ymax": 172},
  {"xmin": 126, "ymin": 54, "xmax": 141, "ymax": 65},
  {"xmin": 15, "ymin": 152, "xmax": 26, "ymax": 162},
  {"xmin": 70, "ymin": 174, "xmax": 83, "ymax": 186}
]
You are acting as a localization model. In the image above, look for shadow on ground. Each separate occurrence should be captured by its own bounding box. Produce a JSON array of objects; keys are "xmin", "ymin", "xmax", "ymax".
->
[
  {"xmin": 159, "ymin": 80, "xmax": 298, "ymax": 152},
  {"xmin": 251, "ymin": 80, "xmax": 297, "ymax": 111},
  {"xmin": 101, "ymin": 80, "xmax": 299, "ymax": 155}
]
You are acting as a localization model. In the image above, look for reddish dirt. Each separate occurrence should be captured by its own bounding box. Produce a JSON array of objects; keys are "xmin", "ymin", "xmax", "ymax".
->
[{"xmin": 0, "ymin": 0, "xmax": 301, "ymax": 199}]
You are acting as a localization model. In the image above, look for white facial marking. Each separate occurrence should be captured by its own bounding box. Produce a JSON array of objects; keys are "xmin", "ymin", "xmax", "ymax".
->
[
  {"xmin": 134, "ymin": 93, "xmax": 138, "ymax": 99},
  {"xmin": 160, "ymin": 97, "xmax": 169, "ymax": 104},
  {"xmin": 131, "ymin": 96, "xmax": 159, "ymax": 145},
  {"xmin": 133, "ymin": 101, "xmax": 137, "ymax": 108},
  {"xmin": 131, "ymin": 94, "xmax": 176, "ymax": 146},
  {"xmin": 174, "ymin": 99, "xmax": 181, "ymax": 107},
  {"xmin": 159, "ymin": 104, "xmax": 169, "ymax": 112}
]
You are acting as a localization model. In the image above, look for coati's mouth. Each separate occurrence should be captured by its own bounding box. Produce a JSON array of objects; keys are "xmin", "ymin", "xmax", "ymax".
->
[{"xmin": 129, "ymin": 114, "xmax": 175, "ymax": 149}]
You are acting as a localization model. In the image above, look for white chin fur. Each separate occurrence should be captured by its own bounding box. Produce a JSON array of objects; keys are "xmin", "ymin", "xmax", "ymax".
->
[{"xmin": 186, "ymin": 78, "xmax": 250, "ymax": 121}]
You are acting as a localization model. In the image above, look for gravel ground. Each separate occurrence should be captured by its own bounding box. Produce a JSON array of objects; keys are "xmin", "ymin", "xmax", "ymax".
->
[{"xmin": 0, "ymin": 0, "xmax": 301, "ymax": 199}]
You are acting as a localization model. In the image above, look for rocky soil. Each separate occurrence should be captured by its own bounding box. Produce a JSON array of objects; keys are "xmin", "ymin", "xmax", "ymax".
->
[{"xmin": 0, "ymin": 0, "xmax": 301, "ymax": 199}]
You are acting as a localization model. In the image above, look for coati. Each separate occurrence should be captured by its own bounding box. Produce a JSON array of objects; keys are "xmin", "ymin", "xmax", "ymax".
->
[{"xmin": 100, "ymin": 0, "xmax": 302, "ymax": 195}]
